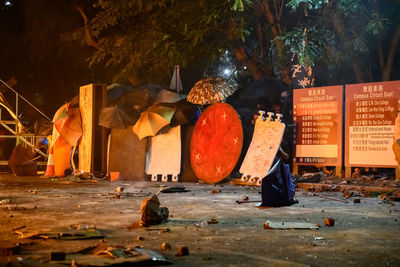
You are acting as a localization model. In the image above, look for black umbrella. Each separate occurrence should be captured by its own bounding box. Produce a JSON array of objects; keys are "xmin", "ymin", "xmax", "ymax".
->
[
  {"xmin": 116, "ymin": 88, "xmax": 151, "ymax": 111},
  {"xmin": 150, "ymin": 89, "xmax": 182, "ymax": 106},
  {"xmin": 8, "ymin": 144, "xmax": 37, "ymax": 176},
  {"xmin": 107, "ymin": 83, "xmax": 133, "ymax": 105},
  {"xmin": 98, "ymin": 106, "xmax": 138, "ymax": 129},
  {"xmin": 140, "ymin": 83, "xmax": 164, "ymax": 100},
  {"xmin": 170, "ymin": 100, "xmax": 197, "ymax": 126}
]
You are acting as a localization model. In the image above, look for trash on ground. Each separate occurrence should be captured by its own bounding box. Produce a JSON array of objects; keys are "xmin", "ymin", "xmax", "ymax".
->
[
  {"xmin": 194, "ymin": 220, "xmax": 208, "ymax": 228},
  {"xmin": 144, "ymin": 227, "xmax": 171, "ymax": 232},
  {"xmin": 389, "ymin": 195, "xmax": 400, "ymax": 202},
  {"xmin": 236, "ymin": 199, "xmax": 261, "ymax": 204},
  {"xmin": 160, "ymin": 185, "xmax": 190, "ymax": 193},
  {"xmin": 176, "ymin": 246, "xmax": 189, "ymax": 256},
  {"xmin": 263, "ymin": 220, "xmax": 319, "ymax": 230},
  {"xmin": 43, "ymin": 242, "xmax": 172, "ymax": 266},
  {"xmin": 296, "ymin": 172, "xmax": 322, "ymax": 183},
  {"xmin": 133, "ymin": 194, "xmax": 169, "ymax": 227},
  {"xmin": 115, "ymin": 187, "xmax": 124, "ymax": 192},
  {"xmin": 95, "ymin": 192, "xmax": 151, "ymax": 199},
  {"xmin": 0, "ymin": 199, "xmax": 11, "ymax": 204},
  {"xmin": 207, "ymin": 218, "xmax": 219, "ymax": 224},
  {"xmin": 109, "ymin": 171, "xmax": 120, "ymax": 182},
  {"xmin": 12, "ymin": 225, "xmax": 26, "ymax": 231},
  {"xmin": 29, "ymin": 228, "xmax": 104, "ymax": 240},
  {"xmin": 161, "ymin": 242, "xmax": 171, "ymax": 250},
  {"xmin": 324, "ymin": 218, "xmax": 335, "ymax": 226}
]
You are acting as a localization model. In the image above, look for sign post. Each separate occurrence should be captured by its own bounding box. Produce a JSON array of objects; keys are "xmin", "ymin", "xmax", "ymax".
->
[
  {"xmin": 345, "ymin": 81, "xmax": 400, "ymax": 173},
  {"xmin": 293, "ymin": 86, "xmax": 343, "ymax": 176}
]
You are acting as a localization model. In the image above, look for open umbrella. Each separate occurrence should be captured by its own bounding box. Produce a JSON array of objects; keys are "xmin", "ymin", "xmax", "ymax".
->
[
  {"xmin": 170, "ymin": 100, "xmax": 197, "ymax": 126},
  {"xmin": 132, "ymin": 103, "xmax": 175, "ymax": 140},
  {"xmin": 150, "ymin": 89, "xmax": 182, "ymax": 106},
  {"xmin": 53, "ymin": 103, "xmax": 69, "ymax": 132},
  {"xmin": 107, "ymin": 83, "xmax": 133, "ymax": 105},
  {"xmin": 99, "ymin": 106, "xmax": 138, "ymax": 129},
  {"xmin": 52, "ymin": 103, "xmax": 83, "ymax": 147},
  {"xmin": 60, "ymin": 107, "xmax": 83, "ymax": 146},
  {"xmin": 187, "ymin": 77, "xmax": 237, "ymax": 105},
  {"xmin": 116, "ymin": 88, "xmax": 151, "ymax": 111},
  {"xmin": 52, "ymin": 103, "xmax": 70, "ymax": 146},
  {"xmin": 8, "ymin": 144, "xmax": 37, "ymax": 176}
]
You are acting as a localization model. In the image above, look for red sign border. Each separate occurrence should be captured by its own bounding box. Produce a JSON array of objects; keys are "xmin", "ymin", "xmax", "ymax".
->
[
  {"xmin": 344, "ymin": 80, "xmax": 400, "ymax": 167},
  {"xmin": 293, "ymin": 85, "xmax": 343, "ymax": 166}
]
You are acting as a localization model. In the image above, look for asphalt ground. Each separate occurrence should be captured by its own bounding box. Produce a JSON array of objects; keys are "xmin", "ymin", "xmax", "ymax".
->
[{"xmin": 0, "ymin": 174, "xmax": 399, "ymax": 266}]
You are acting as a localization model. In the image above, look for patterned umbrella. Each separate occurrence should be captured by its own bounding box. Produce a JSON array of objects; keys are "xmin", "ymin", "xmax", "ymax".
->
[{"xmin": 187, "ymin": 77, "xmax": 237, "ymax": 105}]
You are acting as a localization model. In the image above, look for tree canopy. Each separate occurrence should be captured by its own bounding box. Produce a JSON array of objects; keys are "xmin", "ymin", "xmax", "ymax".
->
[
  {"xmin": 1, "ymin": 0, "xmax": 399, "ymax": 108},
  {"xmin": 72, "ymin": 0, "xmax": 400, "ymax": 89}
]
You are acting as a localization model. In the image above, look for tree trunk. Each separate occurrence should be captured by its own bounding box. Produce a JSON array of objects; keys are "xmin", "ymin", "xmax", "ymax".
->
[
  {"xmin": 372, "ymin": 0, "xmax": 384, "ymax": 69},
  {"xmin": 232, "ymin": 42, "xmax": 264, "ymax": 80},
  {"xmin": 76, "ymin": 6, "xmax": 101, "ymax": 50},
  {"xmin": 261, "ymin": 0, "xmax": 290, "ymax": 85},
  {"xmin": 382, "ymin": 25, "xmax": 400, "ymax": 81},
  {"xmin": 332, "ymin": 13, "xmax": 365, "ymax": 83},
  {"xmin": 255, "ymin": 2, "xmax": 270, "ymax": 77}
]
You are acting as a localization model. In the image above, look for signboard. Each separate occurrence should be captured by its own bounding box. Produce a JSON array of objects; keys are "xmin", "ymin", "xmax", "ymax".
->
[
  {"xmin": 293, "ymin": 86, "xmax": 343, "ymax": 166},
  {"xmin": 345, "ymin": 81, "xmax": 400, "ymax": 167}
]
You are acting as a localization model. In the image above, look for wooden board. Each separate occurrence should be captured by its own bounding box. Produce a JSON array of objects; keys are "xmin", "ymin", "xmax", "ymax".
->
[
  {"xmin": 190, "ymin": 103, "xmax": 243, "ymax": 184},
  {"xmin": 108, "ymin": 128, "xmax": 148, "ymax": 181},
  {"xmin": 240, "ymin": 112, "xmax": 285, "ymax": 184},
  {"xmin": 79, "ymin": 84, "xmax": 107, "ymax": 173},
  {"xmin": 180, "ymin": 125, "xmax": 198, "ymax": 182},
  {"xmin": 146, "ymin": 126, "xmax": 181, "ymax": 182}
]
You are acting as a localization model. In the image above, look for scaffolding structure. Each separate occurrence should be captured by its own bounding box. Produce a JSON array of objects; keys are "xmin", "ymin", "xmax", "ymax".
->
[{"xmin": 0, "ymin": 78, "xmax": 49, "ymax": 167}]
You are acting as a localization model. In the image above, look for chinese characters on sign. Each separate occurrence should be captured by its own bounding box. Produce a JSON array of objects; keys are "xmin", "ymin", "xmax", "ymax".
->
[
  {"xmin": 293, "ymin": 86, "xmax": 343, "ymax": 166},
  {"xmin": 345, "ymin": 81, "xmax": 400, "ymax": 167}
]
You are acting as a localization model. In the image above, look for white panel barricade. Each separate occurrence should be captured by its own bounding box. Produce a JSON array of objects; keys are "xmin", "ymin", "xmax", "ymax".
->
[{"xmin": 146, "ymin": 125, "xmax": 181, "ymax": 182}]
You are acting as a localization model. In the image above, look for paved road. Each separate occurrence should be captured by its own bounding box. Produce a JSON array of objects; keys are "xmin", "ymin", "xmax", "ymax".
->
[{"xmin": 0, "ymin": 175, "xmax": 399, "ymax": 266}]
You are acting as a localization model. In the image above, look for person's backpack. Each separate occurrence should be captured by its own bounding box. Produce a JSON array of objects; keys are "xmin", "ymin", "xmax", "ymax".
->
[{"xmin": 261, "ymin": 159, "xmax": 298, "ymax": 207}]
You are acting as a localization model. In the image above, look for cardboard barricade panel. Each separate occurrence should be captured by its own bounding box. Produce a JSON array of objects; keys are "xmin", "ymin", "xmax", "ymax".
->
[{"xmin": 239, "ymin": 112, "xmax": 285, "ymax": 185}]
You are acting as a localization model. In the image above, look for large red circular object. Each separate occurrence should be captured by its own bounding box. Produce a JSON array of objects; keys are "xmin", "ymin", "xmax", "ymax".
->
[{"xmin": 190, "ymin": 103, "xmax": 243, "ymax": 183}]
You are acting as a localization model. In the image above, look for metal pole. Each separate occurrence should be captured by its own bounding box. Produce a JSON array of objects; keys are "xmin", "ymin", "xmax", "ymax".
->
[
  {"xmin": 0, "ymin": 78, "xmax": 51, "ymax": 121},
  {"xmin": 15, "ymin": 92, "xmax": 18, "ymax": 145}
]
